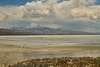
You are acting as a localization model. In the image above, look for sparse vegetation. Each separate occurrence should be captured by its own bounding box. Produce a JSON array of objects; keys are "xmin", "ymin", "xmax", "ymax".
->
[{"xmin": 7, "ymin": 57, "xmax": 100, "ymax": 67}]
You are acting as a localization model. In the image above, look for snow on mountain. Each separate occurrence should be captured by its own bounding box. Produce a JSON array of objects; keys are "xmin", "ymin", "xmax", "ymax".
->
[{"xmin": 9, "ymin": 25, "xmax": 26, "ymax": 30}]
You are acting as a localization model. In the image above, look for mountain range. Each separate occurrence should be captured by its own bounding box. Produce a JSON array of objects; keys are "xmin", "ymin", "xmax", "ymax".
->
[
  {"xmin": 0, "ymin": 25, "xmax": 97, "ymax": 35},
  {"xmin": 9, "ymin": 25, "xmax": 61, "ymax": 30}
]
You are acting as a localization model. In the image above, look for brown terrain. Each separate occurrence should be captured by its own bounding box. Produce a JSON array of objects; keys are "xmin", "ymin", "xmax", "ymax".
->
[
  {"xmin": 7, "ymin": 57, "xmax": 100, "ymax": 67},
  {"xmin": 0, "ymin": 28, "xmax": 95, "ymax": 35}
]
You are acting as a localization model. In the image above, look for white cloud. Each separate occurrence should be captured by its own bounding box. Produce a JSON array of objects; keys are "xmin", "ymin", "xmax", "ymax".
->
[
  {"xmin": 41, "ymin": 24, "xmax": 61, "ymax": 29},
  {"xmin": 0, "ymin": 0, "xmax": 100, "ymax": 32},
  {"xmin": 0, "ymin": 0, "xmax": 100, "ymax": 22},
  {"xmin": 19, "ymin": 0, "xmax": 100, "ymax": 21},
  {"xmin": 31, "ymin": 23, "xmax": 38, "ymax": 27},
  {"xmin": 0, "ymin": 6, "xmax": 23, "ymax": 22}
]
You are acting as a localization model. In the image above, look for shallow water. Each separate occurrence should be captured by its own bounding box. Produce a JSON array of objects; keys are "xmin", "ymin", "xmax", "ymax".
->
[{"xmin": 0, "ymin": 35, "xmax": 100, "ymax": 43}]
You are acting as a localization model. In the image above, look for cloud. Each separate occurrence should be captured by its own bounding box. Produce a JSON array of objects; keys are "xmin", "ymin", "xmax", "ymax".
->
[
  {"xmin": 0, "ymin": 6, "xmax": 23, "ymax": 22},
  {"xmin": 21, "ymin": 0, "xmax": 55, "ymax": 20},
  {"xmin": 0, "ymin": 0, "xmax": 100, "ymax": 32},
  {"xmin": 0, "ymin": 0, "xmax": 99, "ymax": 21},
  {"xmin": 31, "ymin": 23, "xmax": 38, "ymax": 27},
  {"xmin": 19, "ymin": 0, "xmax": 100, "ymax": 21}
]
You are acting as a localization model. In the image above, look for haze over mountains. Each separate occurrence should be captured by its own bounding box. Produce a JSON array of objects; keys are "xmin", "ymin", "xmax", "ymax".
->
[
  {"xmin": 0, "ymin": 25, "xmax": 97, "ymax": 35},
  {"xmin": 9, "ymin": 25, "xmax": 60, "ymax": 30}
]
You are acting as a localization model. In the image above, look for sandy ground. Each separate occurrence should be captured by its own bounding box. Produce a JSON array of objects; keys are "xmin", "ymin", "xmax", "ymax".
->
[
  {"xmin": 0, "ymin": 40, "xmax": 100, "ymax": 66},
  {"xmin": 0, "ymin": 40, "xmax": 100, "ymax": 54}
]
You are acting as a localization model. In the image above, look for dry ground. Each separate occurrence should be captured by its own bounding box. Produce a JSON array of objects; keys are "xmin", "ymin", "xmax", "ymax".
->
[{"xmin": 0, "ymin": 40, "xmax": 100, "ymax": 66}]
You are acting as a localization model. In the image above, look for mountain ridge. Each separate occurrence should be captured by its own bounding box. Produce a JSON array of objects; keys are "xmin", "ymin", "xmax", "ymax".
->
[
  {"xmin": 9, "ymin": 25, "xmax": 61, "ymax": 30},
  {"xmin": 0, "ymin": 27, "xmax": 96, "ymax": 35},
  {"xmin": 0, "ymin": 25, "xmax": 98, "ymax": 35}
]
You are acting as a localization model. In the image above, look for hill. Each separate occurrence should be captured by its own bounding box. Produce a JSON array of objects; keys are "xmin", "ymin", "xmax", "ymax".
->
[{"xmin": 0, "ymin": 27, "xmax": 94, "ymax": 35}]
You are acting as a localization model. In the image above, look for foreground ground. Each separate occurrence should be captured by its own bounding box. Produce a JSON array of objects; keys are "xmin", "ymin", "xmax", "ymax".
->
[
  {"xmin": 0, "ymin": 40, "xmax": 100, "ymax": 54},
  {"xmin": 7, "ymin": 57, "xmax": 100, "ymax": 67},
  {"xmin": 0, "ymin": 40, "xmax": 100, "ymax": 66}
]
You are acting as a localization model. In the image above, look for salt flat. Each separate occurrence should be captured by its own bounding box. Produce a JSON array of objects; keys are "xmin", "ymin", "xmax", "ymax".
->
[
  {"xmin": 0, "ymin": 35, "xmax": 100, "ymax": 66},
  {"xmin": 0, "ymin": 40, "xmax": 100, "ymax": 58}
]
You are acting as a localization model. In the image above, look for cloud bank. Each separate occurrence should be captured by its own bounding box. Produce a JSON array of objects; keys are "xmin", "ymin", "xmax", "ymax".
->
[{"xmin": 0, "ymin": 0, "xmax": 100, "ymax": 32}]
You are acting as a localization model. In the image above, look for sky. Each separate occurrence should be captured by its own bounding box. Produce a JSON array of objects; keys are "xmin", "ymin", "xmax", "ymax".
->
[{"xmin": 0, "ymin": 0, "xmax": 100, "ymax": 33}]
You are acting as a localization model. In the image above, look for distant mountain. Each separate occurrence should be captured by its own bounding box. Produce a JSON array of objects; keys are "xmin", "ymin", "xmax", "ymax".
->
[
  {"xmin": 0, "ymin": 28, "xmax": 96, "ymax": 35},
  {"xmin": 36, "ymin": 25, "xmax": 42, "ymax": 28},
  {"xmin": 0, "ymin": 25, "xmax": 98, "ymax": 35},
  {"xmin": 26, "ymin": 26, "xmax": 61, "ymax": 30},
  {"xmin": 9, "ymin": 25, "xmax": 56, "ymax": 30},
  {"xmin": 9, "ymin": 25, "xmax": 26, "ymax": 30},
  {"xmin": 8, "ymin": 25, "xmax": 60, "ymax": 31}
]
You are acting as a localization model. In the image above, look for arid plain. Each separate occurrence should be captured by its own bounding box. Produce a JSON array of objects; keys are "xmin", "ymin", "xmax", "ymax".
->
[{"xmin": 0, "ymin": 35, "xmax": 100, "ymax": 66}]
